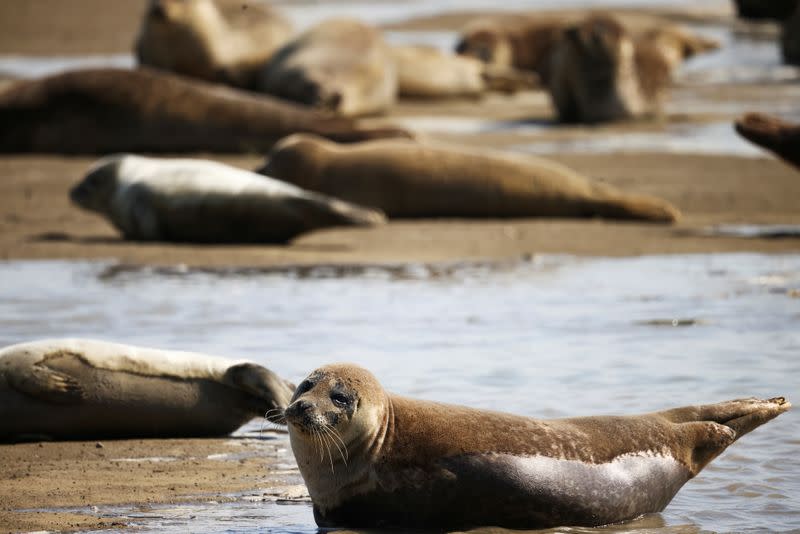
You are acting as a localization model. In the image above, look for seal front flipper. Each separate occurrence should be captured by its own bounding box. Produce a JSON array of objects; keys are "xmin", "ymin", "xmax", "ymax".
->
[{"xmin": 5, "ymin": 360, "xmax": 85, "ymax": 403}]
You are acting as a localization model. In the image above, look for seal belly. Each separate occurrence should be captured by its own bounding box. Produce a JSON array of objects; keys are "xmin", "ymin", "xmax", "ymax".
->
[{"xmin": 318, "ymin": 452, "xmax": 691, "ymax": 529}]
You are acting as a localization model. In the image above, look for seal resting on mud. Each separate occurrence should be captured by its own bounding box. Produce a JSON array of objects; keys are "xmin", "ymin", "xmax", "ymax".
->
[
  {"xmin": 70, "ymin": 154, "xmax": 386, "ymax": 243},
  {"xmin": 735, "ymin": 112, "xmax": 800, "ymax": 169},
  {"xmin": 135, "ymin": 0, "xmax": 294, "ymax": 88},
  {"xmin": 258, "ymin": 134, "xmax": 681, "ymax": 223},
  {"xmin": 257, "ymin": 18, "xmax": 397, "ymax": 117},
  {"xmin": 0, "ymin": 338, "xmax": 295, "ymax": 441},
  {"xmin": 285, "ymin": 363, "xmax": 790, "ymax": 530},
  {"xmin": 0, "ymin": 68, "xmax": 410, "ymax": 154}
]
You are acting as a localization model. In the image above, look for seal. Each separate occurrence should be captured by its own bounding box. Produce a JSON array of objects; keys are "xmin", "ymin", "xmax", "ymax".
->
[
  {"xmin": 735, "ymin": 112, "xmax": 800, "ymax": 169},
  {"xmin": 0, "ymin": 338, "xmax": 296, "ymax": 441},
  {"xmin": 456, "ymin": 16, "xmax": 716, "ymax": 122},
  {"xmin": 391, "ymin": 45, "xmax": 538, "ymax": 99},
  {"xmin": 135, "ymin": 0, "xmax": 294, "ymax": 88},
  {"xmin": 257, "ymin": 18, "xmax": 397, "ymax": 117},
  {"xmin": 285, "ymin": 363, "xmax": 791, "ymax": 530},
  {"xmin": 70, "ymin": 154, "xmax": 386, "ymax": 243},
  {"xmin": 0, "ymin": 68, "xmax": 410, "ymax": 154},
  {"xmin": 455, "ymin": 15, "xmax": 566, "ymax": 84},
  {"xmin": 258, "ymin": 134, "xmax": 681, "ymax": 223},
  {"xmin": 547, "ymin": 15, "xmax": 669, "ymax": 123}
]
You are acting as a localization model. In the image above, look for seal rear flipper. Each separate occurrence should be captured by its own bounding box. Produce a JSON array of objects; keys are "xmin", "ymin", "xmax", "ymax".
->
[
  {"xmin": 7, "ymin": 363, "xmax": 85, "ymax": 404},
  {"xmin": 588, "ymin": 183, "xmax": 681, "ymax": 223},
  {"xmin": 286, "ymin": 194, "xmax": 387, "ymax": 228},
  {"xmin": 734, "ymin": 113, "xmax": 800, "ymax": 170}
]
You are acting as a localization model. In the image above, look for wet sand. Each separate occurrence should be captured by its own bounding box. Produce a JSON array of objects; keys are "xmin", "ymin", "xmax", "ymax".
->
[{"xmin": 1, "ymin": 1, "xmax": 799, "ymax": 532}]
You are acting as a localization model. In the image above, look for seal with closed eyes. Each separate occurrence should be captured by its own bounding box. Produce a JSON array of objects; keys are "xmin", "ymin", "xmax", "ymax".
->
[{"xmin": 285, "ymin": 363, "xmax": 790, "ymax": 530}]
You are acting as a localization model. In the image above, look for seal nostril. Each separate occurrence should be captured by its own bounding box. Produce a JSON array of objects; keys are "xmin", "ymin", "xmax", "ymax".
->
[{"xmin": 286, "ymin": 399, "xmax": 313, "ymax": 419}]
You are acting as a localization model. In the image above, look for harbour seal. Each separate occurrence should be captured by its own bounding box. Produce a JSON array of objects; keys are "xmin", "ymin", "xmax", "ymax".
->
[
  {"xmin": 136, "ymin": 0, "xmax": 294, "ymax": 88},
  {"xmin": 257, "ymin": 18, "xmax": 397, "ymax": 117},
  {"xmin": 285, "ymin": 363, "xmax": 791, "ymax": 529},
  {"xmin": 547, "ymin": 15, "xmax": 670, "ymax": 123},
  {"xmin": 0, "ymin": 338, "xmax": 295, "ymax": 441},
  {"xmin": 258, "ymin": 134, "xmax": 681, "ymax": 223},
  {"xmin": 70, "ymin": 154, "xmax": 386, "ymax": 243},
  {"xmin": 456, "ymin": 16, "xmax": 716, "ymax": 119},
  {"xmin": 391, "ymin": 45, "xmax": 538, "ymax": 99},
  {"xmin": 735, "ymin": 112, "xmax": 800, "ymax": 169},
  {"xmin": 0, "ymin": 68, "xmax": 410, "ymax": 154}
]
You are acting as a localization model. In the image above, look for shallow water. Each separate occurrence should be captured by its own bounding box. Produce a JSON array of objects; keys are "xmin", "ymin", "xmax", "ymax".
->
[{"xmin": 1, "ymin": 253, "xmax": 798, "ymax": 532}]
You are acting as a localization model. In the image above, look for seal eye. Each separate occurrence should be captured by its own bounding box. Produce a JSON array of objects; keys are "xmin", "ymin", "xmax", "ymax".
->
[{"xmin": 331, "ymin": 392, "xmax": 350, "ymax": 407}]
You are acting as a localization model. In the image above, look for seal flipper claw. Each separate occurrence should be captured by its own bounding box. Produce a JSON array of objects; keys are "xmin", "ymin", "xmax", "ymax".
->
[{"xmin": 8, "ymin": 364, "xmax": 85, "ymax": 403}]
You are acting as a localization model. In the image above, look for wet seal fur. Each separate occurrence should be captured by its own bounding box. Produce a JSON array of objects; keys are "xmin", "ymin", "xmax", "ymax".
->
[
  {"xmin": 136, "ymin": 0, "xmax": 294, "ymax": 88},
  {"xmin": 0, "ymin": 68, "xmax": 410, "ymax": 154},
  {"xmin": 391, "ymin": 45, "xmax": 538, "ymax": 99},
  {"xmin": 259, "ymin": 134, "xmax": 681, "ymax": 223},
  {"xmin": 70, "ymin": 154, "xmax": 386, "ymax": 243},
  {"xmin": 0, "ymin": 339, "xmax": 295, "ymax": 441},
  {"xmin": 285, "ymin": 363, "xmax": 790, "ymax": 530},
  {"xmin": 257, "ymin": 18, "xmax": 397, "ymax": 117},
  {"xmin": 735, "ymin": 112, "xmax": 800, "ymax": 169}
]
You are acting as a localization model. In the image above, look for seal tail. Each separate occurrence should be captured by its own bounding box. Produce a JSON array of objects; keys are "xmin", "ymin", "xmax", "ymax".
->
[
  {"xmin": 661, "ymin": 397, "xmax": 791, "ymax": 473},
  {"xmin": 289, "ymin": 194, "xmax": 387, "ymax": 228},
  {"xmin": 586, "ymin": 183, "xmax": 681, "ymax": 223},
  {"xmin": 734, "ymin": 112, "xmax": 800, "ymax": 170}
]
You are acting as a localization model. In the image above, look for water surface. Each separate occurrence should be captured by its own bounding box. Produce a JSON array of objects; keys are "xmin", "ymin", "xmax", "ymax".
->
[{"xmin": 1, "ymin": 253, "xmax": 798, "ymax": 532}]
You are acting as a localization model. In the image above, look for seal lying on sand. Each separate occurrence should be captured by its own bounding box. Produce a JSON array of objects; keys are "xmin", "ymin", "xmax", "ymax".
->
[
  {"xmin": 0, "ymin": 68, "xmax": 409, "ymax": 154},
  {"xmin": 257, "ymin": 18, "xmax": 397, "ymax": 117},
  {"xmin": 136, "ymin": 0, "xmax": 294, "ymax": 88},
  {"xmin": 456, "ymin": 15, "xmax": 717, "ymax": 120},
  {"xmin": 70, "ymin": 154, "xmax": 386, "ymax": 243},
  {"xmin": 285, "ymin": 363, "xmax": 790, "ymax": 529},
  {"xmin": 259, "ymin": 134, "xmax": 680, "ymax": 223},
  {"xmin": 735, "ymin": 113, "xmax": 800, "ymax": 169},
  {"xmin": 391, "ymin": 45, "xmax": 538, "ymax": 99},
  {"xmin": 0, "ymin": 338, "xmax": 295, "ymax": 441},
  {"xmin": 547, "ymin": 15, "xmax": 671, "ymax": 123}
]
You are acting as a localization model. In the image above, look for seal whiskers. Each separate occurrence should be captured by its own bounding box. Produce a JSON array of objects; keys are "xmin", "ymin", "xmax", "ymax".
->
[{"xmin": 285, "ymin": 363, "xmax": 790, "ymax": 530}]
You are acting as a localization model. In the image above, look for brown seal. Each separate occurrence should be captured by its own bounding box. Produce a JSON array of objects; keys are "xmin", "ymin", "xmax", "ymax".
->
[
  {"xmin": 391, "ymin": 45, "xmax": 538, "ymax": 99},
  {"xmin": 285, "ymin": 363, "xmax": 790, "ymax": 529},
  {"xmin": 135, "ymin": 0, "xmax": 294, "ymax": 88},
  {"xmin": 735, "ymin": 112, "xmax": 800, "ymax": 169},
  {"xmin": 0, "ymin": 68, "xmax": 410, "ymax": 153},
  {"xmin": 0, "ymin": 338, "xmax": 295, "ymax": 441},
  {"xmin": 258, "ymin": 134, "xmax": 681, "ymax": 223},
  {"xmin": 547, "ymin": 15, "xmax": 669, "ymax": 123},
  {"xmin": 70, "ymin": 154, "xmax": 386, "ymax": 243},
  {"xmin": 456, "ymin": 15, "xmax": 717, "ymax": 122},
  {"xmin": 257, "ymin": 18, "xmax": 397, "ymax": 117}
]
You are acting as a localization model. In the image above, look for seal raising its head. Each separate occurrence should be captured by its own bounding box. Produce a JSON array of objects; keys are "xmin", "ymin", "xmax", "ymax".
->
[
  {"xmin": 135, "ymin": 0, "xmax": 294, "ymax": 88},
  {"xmin": 286, "ymin": 363, "xmax": 790, "ymax": 530},
  {"xmin": 0, "ymin": 339, "xmax": 295, "ymax": 441}
]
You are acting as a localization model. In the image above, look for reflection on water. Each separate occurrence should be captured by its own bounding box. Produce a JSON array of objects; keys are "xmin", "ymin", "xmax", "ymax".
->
[
  {"xmin": 1, "ymin": 253, "xmax": 798, "ymax": 532},
  {"xmin": 516, "ymin": 122, "xmax": 767, "ymax": 157}
]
